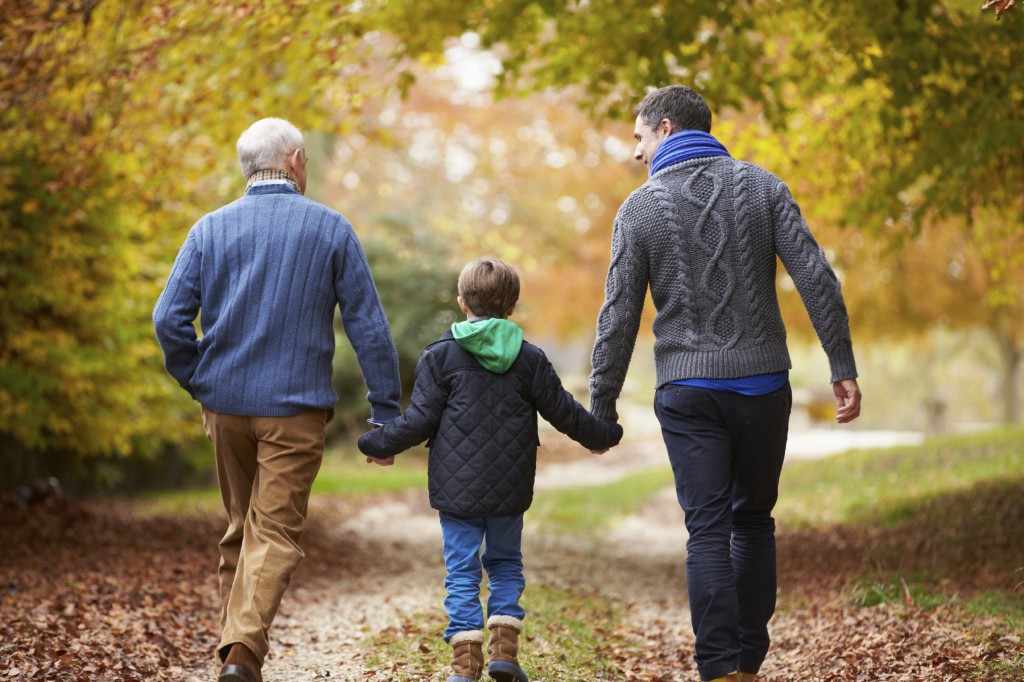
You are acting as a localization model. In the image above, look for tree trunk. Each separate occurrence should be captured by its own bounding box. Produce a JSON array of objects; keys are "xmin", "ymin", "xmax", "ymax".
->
[
  {"xmin": 1000, "ymin": 342, "xmax": 1021, "ymax": 425},
  {"xmin": 994, "ymin": 315, "xmax": 1022, "ymax": 425}
]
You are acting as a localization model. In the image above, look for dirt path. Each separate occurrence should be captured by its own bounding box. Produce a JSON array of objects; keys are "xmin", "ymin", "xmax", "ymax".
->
[
  {"xmin": 4, "ymin": 417, "xmax": 1014, "ymax": 681},
  {"xmin": 183, "ymin": 428, "xmax": 688, "ymax": 682}
]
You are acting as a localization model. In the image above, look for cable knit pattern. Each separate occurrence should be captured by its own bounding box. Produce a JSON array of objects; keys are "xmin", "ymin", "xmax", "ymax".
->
[
  {"xmin": 683, "ymin": 167, "xmax": 739, "ymax": 349},
  {"xmin": 589, "ymin": 216, "xmax": 648, "ymax": 420},
  {"xmin": 771, "ymin": 180, "xmax": 856, "ymax": 379},
  {"xmin": 734, "ymin": 162, "xmax": 767, "ymax": 342},
  {"xmin": 649, "ymin": 181, "xmax": 698, "ymax": 346},
  {"xmin": 589, "ymin": 157, "xmax": 857, "ymax": 421}
]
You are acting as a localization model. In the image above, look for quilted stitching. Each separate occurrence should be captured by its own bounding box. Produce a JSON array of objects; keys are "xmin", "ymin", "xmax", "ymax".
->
[{"xmin": 362, "ymin": 332, "xmax": 621, "ymax": 517}]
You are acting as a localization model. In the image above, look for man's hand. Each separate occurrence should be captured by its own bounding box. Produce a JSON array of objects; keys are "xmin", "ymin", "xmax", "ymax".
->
[
  {"xmin": 366, "ymin": 456, "xmax": 395, "ymax": 467},
  {"xmin": 833, "ymin": 378, "xmax": 862, "ymax": 424},
  {"xmin": 590, "ymin": 449, "xmax": 609, "ymax": 455}
]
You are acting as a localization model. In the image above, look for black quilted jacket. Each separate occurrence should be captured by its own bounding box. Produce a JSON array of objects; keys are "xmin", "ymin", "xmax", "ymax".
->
[{"xmin": 358, "ymin": 330, "xmax": 623, "ymax": 516}]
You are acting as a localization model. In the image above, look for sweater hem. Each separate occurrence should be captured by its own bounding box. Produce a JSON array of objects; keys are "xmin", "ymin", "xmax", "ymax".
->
[
  {"xmin": 196, "ymin": 396, "xmax": 334, "ymax": 417},
  {"xmin": 654, "ymin": 345, "xmax": 793, "ymax": 388}
]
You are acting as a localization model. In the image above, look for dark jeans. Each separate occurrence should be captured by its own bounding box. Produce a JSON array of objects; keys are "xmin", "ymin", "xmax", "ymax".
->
[{"xmin": 654, "ymin": 383, "xmax": 791, "ymax": 681}]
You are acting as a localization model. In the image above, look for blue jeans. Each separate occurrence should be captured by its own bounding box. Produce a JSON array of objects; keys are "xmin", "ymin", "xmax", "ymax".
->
[
  {"xmin": 654, "ymin": 383, "xmax": 791, "ymax": 681},
  {"xmin": 439, "ymin": 512, "xmax": 526, "ymax": 642}
]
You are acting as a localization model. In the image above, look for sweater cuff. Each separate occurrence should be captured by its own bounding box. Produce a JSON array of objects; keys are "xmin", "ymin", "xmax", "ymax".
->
[
  {"xmin": 589, "ymin": 396, "xmax": 619, "ymax": 423},
  {"xmin": 369, "ymin": 406, "xmax": 401, "ymax": 424},
  {"xmin": 827, "ymin": 340, "xmax": 858, "ymax": 383}
]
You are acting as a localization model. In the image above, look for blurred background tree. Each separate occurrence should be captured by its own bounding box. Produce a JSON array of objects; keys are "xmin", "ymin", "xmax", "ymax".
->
[
  {"xmin": 0, "ymin": 0, "xmax": 388, "ymax": 489},
  {"xmin": 1, "ymin": 0, "xmax": 1020, "ymax": 492}
]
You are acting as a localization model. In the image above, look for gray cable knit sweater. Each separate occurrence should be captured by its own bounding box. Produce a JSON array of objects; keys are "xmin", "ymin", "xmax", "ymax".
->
[{"xmin": 589, "ymin": 156, "xmax": 858, "ymax": 421}]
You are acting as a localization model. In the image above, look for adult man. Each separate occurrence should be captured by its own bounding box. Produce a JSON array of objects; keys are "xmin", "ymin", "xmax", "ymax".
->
[
  {"xmin": 588, "ymin": 86, "xmax": 862, "ymax": 682},
  {"xmin": 153, "ymin": 118, "xmax": 401, "ymax": 682}
]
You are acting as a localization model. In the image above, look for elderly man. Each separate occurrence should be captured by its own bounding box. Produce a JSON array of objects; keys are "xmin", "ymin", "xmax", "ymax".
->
[
  {"xmin": 153, "ymin": 118, "xmax": 401, "ymax": 682},
  {"xmin": 588, "ymin": 86, "xmax": 862, "ymax": 682}
]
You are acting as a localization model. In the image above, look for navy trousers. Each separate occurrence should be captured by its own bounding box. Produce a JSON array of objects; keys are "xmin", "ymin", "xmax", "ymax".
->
[{"xmin": 654, "ymin": 383, "xmax": 791, "ymax": 681}]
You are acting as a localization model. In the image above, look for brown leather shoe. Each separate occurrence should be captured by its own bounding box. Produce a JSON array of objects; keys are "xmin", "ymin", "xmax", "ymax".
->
[{"xmin": 219, "ymin": 643, "xmax": 263, "ymax": 682}]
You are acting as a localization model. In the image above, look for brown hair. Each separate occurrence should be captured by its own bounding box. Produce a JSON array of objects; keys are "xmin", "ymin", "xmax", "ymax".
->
[
  {"xmin": 457, "ymin": 257, "xmax": 520, "ymax": 318},
  {"xmin": 635, "ymin": 85, "xmax": 712, "ymax": 133}
]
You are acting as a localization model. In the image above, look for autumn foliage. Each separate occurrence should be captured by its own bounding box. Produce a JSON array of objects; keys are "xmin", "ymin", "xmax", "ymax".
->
[{"xmin": 2, "ymin": 0, "xmax": 1023, "ymax": 483}]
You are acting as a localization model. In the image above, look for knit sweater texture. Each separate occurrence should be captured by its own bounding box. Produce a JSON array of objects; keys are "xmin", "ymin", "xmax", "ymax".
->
[
  {"xmin": 589, "ymin": 156, "xmax": 857, "ymax": 421},
  {"xmin": 153, "ymin": 183, "xmax": 402, "ymax": 422}
]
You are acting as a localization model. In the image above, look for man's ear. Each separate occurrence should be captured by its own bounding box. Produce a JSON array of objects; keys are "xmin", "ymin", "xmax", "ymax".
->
[
  {"xmin": 287, "ymin": 148, "xmax": 303, "ymax": 172},
  {"xmin": 659, "ymin": 118, "xmax": 675, "ymax": 138}
]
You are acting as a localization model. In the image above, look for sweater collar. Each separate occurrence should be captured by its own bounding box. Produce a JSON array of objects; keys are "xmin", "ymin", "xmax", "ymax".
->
[{"xmin": 649, "ymin": 130, "xmax": 731, "ymax": 177}]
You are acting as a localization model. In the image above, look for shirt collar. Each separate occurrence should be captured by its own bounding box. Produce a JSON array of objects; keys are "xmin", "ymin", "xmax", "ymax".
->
[{"xmin": 246, "ymin": 168, "xmax": 301, "ymax": 194}]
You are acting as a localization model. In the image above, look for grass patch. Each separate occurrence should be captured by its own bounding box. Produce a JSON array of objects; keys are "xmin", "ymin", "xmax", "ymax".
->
[
  {"xmin": 847, "ymin": 577, "xmax": 1024, "ymax": 621},
  {"xmin": 134, "ymin": 486, "xmax": 223, "ymax": 516},
  {"xmin": 776, "ymin": 426, "xmax": 1024, "ymax": 527},
  {"xmin": 134, "ymin": 448, "xmax": 427, "ymax": 516},
  {"xmin": 961, "ymin": 591, "xmax": 1024, "ymax": 682},
  {"xmin": 530, "ymin": 467, "xmax": 674, "ymax": 533},
  {"xmin": 960, "ymin": 590, "xmax": 1024, "ymax": 630},
  {"xmin": 848, "ymin": 575, "xmax": 953, "ymax": 610},
  {"xmin": 362, "ymin": 584, "xmax": 633, "ymax": 680},
  {"xmin": 311, "ymin": 451, "xmax": 427, "ymax": 496}
]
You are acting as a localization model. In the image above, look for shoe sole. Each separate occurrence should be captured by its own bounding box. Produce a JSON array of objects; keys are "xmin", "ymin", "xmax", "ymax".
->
[{"xmin": 488, "ymin": 660, "xmax": 529, "ymax": 682}]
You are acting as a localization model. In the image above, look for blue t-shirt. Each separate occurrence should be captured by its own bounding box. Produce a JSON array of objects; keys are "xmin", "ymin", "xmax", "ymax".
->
[{"xmin": 671, "ymin": 371, "xmax": 789, "ymax": 396}]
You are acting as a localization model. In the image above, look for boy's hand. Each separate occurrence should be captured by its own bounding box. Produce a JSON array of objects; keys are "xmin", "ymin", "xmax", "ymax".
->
[{"xmin": 366, "ymin": 456, "xmax": 395, "ymax": 466}]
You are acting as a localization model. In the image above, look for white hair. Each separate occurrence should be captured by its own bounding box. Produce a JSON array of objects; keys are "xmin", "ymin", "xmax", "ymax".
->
[{"xmin": 236, "ymin": 118, "xmax": 304, "ymax": 179}]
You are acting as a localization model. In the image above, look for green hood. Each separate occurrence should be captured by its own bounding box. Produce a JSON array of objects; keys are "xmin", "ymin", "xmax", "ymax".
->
[{"xmin": 451, "ymin": 318, "xmax": 524, "ymax": 373}]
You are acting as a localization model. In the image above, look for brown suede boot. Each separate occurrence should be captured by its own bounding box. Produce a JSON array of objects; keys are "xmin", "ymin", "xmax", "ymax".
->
[
  {"xmin": 486, "ymin": 615, "xmax": 528, "ymax": 682},
  {"xmin": 707, "ymin": 674, "xmax": 740, "ymax": 682},
  {"xmin": 448, "ymin": 630, "xmax": 484, "ymax": 682},
  {"xmin": 219, "ymin": 643, "xmax": 263, "ymax": 682},
  {"xmin": 738, "ymin": 673, "xmax": 757, "ymax": 681}
]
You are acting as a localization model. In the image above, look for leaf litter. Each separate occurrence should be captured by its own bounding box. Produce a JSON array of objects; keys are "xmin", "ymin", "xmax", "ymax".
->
[{"xmin": 1, "ymin": 470, "xmax": 1021, "ymax": 681}]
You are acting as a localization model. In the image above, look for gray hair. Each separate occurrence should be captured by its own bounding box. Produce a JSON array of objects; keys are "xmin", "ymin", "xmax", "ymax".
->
[{"xmin": 236, "ymin": 118, "xmax": 304, "ymax": 179}]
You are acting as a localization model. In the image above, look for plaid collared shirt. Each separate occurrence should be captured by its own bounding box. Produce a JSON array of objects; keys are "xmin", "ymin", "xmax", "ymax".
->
[{"xmin": 246, "ymin": 168, "xmax": 301, "ymax": 194}]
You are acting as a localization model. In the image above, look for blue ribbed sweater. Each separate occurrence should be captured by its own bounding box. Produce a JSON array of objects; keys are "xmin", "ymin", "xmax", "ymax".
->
[{"xmin": 153, "ymin": 184, "xmax": 402, "ymax": 422}]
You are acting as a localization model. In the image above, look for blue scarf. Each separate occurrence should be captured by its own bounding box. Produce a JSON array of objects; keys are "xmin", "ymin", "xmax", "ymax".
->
[{"xmin": 649, "ymin": 130, "xmax": 731, "ymax": 176}]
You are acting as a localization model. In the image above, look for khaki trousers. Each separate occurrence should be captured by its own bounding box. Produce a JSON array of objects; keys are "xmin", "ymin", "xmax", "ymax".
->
[{"xmin": 201, "ymin": 407, "xmax": 329, "ymax": 664}]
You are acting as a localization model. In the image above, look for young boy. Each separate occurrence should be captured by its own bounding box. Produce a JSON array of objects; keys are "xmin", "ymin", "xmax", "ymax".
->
[{"xmin": 358, "ymin": 257, "xmax": 622, "ymax": 682}]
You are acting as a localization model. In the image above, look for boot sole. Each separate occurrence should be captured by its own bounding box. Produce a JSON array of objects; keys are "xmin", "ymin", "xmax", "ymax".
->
[
  {"xmin": 219, "ymin": 664, "xmax": 258, "ymax": 682},
  {"xmin": 488, "ymin": 660, "xmax": 529, "ymax": 682}
]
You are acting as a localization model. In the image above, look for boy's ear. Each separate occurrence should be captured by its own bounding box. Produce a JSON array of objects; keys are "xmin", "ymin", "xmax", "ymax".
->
[
  {"xmin": 457, "ymin": 296, "xmax": 471, "ymax": 315},
  {"xmin": 506, "ymin": 299, "xmax": 519, "ymax": 316}
]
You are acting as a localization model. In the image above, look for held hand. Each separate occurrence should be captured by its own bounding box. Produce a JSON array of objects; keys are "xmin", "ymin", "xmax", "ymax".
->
[
  {"xmin": 366, "ymin": 456, "xmax": 395, "ymax": 467},
  {"xmin": 833, "ymin": 378, "xmax": 862, "ymax": 424},
  {"xmin": 590, "ymin": 449, "xmax": 609, "ymax": 455}
]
